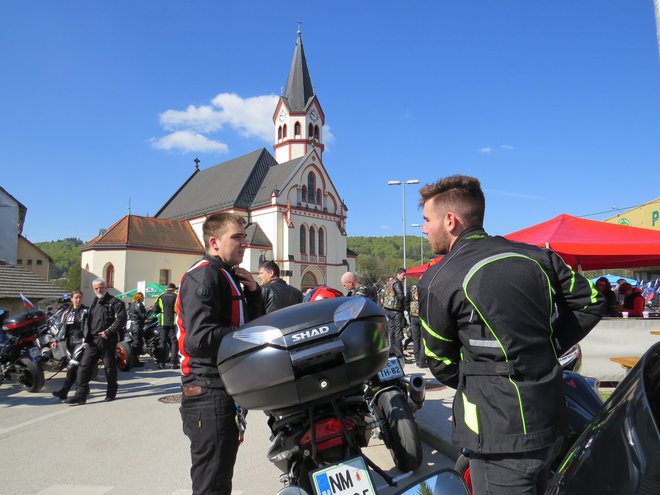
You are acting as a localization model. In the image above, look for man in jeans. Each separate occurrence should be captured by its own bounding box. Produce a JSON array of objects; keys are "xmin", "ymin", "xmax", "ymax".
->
[
  {"xmin": 176, "ymin": 212, "xmax": 263, "ymax": 495},
  {"xmin": 153, "ymin": 283, "xmax": 178, "ymax": 369}
]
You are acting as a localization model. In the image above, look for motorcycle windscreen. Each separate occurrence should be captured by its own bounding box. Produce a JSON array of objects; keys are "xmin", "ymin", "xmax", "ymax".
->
[{"xmin": 546, "ymin": 342, "xmax": 660, "ymax": 495}]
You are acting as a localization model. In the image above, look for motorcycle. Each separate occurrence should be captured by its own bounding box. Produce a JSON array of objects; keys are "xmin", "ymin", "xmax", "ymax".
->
[
  {"xmin": 0, "ymin": 308, "xmax": 46, "ymax": 392},
  {"xmin": 453, "ymin": 343, "xmax": 604, "ymax": 493},
  {"xmin": 217, "ymin": 297, "xmax": 425, "ymax": 494}
]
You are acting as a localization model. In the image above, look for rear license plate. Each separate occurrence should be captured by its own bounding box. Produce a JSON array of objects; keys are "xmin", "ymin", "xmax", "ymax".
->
[
  {"xmin": 27, "ymin": 346, "xmax": 41, "ymax": 361},
  {"xmin": 311, "ymin": 456, "xmax": 375, "ymax": 495},
  {"xmin": 378, "ymin": 357, "xmax": 404, "ymax": 382}
]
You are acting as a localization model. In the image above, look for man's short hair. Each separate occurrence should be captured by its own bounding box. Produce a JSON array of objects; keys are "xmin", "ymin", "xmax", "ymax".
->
[
  {"xmin": 202, "ymin": 213, "xmax": 246, "ymax": 249},
  {"xmin": 92, "ymin": 278, "xmax": 106, "ymax": 287},
  {"xmin": 419, "ymin": 175, "xmax": 485, "ymax": 229},
  {"xmin": 396, "ymin": 267, "xmax": 406, "ymax": 276},
  {"xmin": 259, "ymin": 260, "xmax": 280, "ymax": 278}
]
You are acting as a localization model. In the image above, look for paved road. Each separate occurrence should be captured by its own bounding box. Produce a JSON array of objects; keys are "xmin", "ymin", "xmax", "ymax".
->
[{"xmin": 0, "ymin": 360, "xmax": 453, "ymax": 494}]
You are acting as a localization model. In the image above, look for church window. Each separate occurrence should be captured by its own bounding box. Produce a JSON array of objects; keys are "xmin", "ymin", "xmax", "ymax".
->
[
  {"xmin": 278, "ymin": 126, "xmax": 282, "ymax": 140},
  {"xmin": 294, "ymin": 121, "xmax": 301, "ymax": 136},
  {"xmin": 307, "ymin": 173, "xmax": 315, "ymax": 203},
  {"xmin": 301, "ymin": 271, "xmax": 318, "ymax": 293},
  {"xmin": 316, "ymin": 188, "xmax": 322, "ymax": 205},
  {"xmin": 319, "ymin": 228, "xmax": 325, "ymax": 256},
  {"xmin": 301, "ymin": 185, "xmax": 307, "ymax": 203},
  {"xmin": 283, "ymin": 124, "xmax": 287, "ymax": 138},
  {"xmin": 308, "ymin": 123, "xmax": 314, "ymax": 139},
  {"xmin": 159, "ymin": 269, "xmax": 171, "ymax": 286},
  {"xmin": 309, "ymin": 227, "xmax": 316, "ymax": 255},
  {"xmin": 105, "ymin": 264, "xmax": 115, "ymax": 288},
  {"xmin": 300, "ymin": 226, "xmax": 307, "ymax": 253},
  {"xmin": 314, "ymin": 125, "xmax": 320, "ymax": 140}
]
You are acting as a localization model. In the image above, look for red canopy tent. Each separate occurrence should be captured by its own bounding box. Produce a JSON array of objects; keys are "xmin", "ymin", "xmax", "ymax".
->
[
  {"xmin": 505, "ymin": 214, "xmax": 660, "ymax": 271},
  {"xmin": 405, "ymin": 214, "xmax": 660, "ymax": 275}
]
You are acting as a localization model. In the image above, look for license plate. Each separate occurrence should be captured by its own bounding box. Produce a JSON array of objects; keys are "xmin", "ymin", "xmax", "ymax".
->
[
  {"xmin": 27, "ymin": 346, "xmax": 41, "ymax": 361},
  {"xmin": 311, "ymin": 456, "xmax": 375, "ymax": 495},
  {"xmin": 378, "ymin": 357, "xmax": 404, "ymax": 382}
]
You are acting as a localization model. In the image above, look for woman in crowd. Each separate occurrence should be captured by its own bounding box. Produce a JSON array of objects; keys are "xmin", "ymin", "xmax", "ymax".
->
[
  {"xmin": 51, "ymin": 290, "xmax": 88, "ymax": 400},
  {"xmin": 619, "ymin": 282, "xmax": 645, "ymax": 317},
  {"xmin": 128, "ymin": 291, "xmax": 147, "ymax": 367}
]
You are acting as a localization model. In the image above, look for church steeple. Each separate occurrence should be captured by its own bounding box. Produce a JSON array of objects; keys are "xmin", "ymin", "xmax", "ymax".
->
[
  {"xmin": 273, "ymin": 29, "xmax": 325, "ymax": 164},
  {"xmin": 283, "ymin": 30, "xmax": 315, "ymax": 112}
]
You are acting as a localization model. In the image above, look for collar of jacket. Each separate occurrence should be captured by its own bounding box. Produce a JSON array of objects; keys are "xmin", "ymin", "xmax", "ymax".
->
[
  {"xmin": 203, "ymin": 254, "xmax": 234, "ymax": 272},
  {"xmin": 451, "ymin": 227, "xmax": 489, "ymax": 252}
]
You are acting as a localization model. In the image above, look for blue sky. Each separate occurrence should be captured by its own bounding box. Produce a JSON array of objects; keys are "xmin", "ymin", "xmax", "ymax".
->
[{"xmin": 3, "ymin": 1, "xmax": 659, "ymax": 246}]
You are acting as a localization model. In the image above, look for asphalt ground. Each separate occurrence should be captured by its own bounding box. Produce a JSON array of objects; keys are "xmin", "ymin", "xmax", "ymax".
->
[{"xmin": 0, "ymin": 358, "xmax": 455, "ymax": 494}]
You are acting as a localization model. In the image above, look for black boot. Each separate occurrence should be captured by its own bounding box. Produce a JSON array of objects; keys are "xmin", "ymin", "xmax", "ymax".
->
[{"xmin": 51, "ymin": 380, "xmax": 73, "ymax": 400}]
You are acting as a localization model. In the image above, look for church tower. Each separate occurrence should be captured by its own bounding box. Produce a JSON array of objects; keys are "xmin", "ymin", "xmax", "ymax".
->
[{"xmin": 273, "ymin": 29, "xmax": 325, "ymax": 164}]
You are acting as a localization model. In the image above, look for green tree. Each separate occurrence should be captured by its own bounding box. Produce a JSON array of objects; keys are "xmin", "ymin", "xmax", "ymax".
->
[{"xmin": 36, "ymin": 238, "xmax": 83, "ymax": 290}]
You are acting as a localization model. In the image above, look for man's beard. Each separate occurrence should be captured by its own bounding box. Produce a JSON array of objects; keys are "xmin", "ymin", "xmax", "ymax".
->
[{"xmin": 95, "ymin": 291, "xmax": 106, "ymax": 299}]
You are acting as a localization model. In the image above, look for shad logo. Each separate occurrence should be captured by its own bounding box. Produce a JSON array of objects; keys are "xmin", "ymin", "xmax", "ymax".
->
[{"xmin": 291, "ymin": 326, "xmax": 330, "ymax": 342}]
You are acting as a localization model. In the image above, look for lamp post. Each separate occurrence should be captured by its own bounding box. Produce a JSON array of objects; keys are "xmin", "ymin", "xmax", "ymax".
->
[
  {"xmin": 411, "ymin": 223, "xmax": 423, "ymax": 264},
  {"xmin": 387, "ymin": 179, "xmax": 420, "ymax": 297}
]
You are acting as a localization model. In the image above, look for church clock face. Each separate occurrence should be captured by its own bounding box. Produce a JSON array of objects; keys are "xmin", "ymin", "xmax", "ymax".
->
[
  {"xmin": 279, "ymin": 110, "xmax": 286, "ymax": 122},
  {"xmin": 309, "ymin": 109, "xmax": 319, "ymax": 122}
]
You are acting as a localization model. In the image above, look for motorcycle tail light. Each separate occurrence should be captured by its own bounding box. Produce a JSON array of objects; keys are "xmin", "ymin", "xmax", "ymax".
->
[{"xmin": 299, "ymin": 418, "xmax": 356, "ymax": 452}]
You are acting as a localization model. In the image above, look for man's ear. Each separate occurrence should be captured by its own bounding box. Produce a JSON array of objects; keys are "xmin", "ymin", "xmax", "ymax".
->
[
  {"xmin": 445, "ymin": 211, "xmax": 462, "ymax": 234},
  {"xmin": 208, "ymin": 235, "xmax": 219, "ymax": 252}
]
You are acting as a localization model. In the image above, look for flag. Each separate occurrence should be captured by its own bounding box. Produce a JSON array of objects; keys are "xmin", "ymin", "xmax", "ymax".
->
[{"xmin": 19, "ymin": 293, "xmax": 36, "ymax": 310}]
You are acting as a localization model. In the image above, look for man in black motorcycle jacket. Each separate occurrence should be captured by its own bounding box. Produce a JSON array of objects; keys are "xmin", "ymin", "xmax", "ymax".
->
[
  {"xmin": 340, "ymin": 271, "xmax": 378, "ymax": 303},
  {"xmin": 417, "ymin": 175, "xmax": 605, "ymax": 495},
  {"xmin": 177, "ymin": 212, "xmax": 263, "ymax": 495},
  {"xmin": 383, "ymin": 267, "xmax": 407, "ymax": 358},
  {"xmin": 258, "ymin": 260, "xmax": 303, "ymax": 313},
  {"xmin": 67, "ymin": 278, "xmax": 127, "ymax": 405}
]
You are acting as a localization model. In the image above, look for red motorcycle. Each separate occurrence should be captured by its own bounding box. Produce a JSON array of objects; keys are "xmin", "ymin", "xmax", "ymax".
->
[{"xmin": 0, "ymin": 308, "xmax": 45, "ymax": 392}]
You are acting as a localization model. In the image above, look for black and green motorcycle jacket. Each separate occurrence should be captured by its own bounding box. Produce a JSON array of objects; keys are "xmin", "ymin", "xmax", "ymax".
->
[{"xmin": 417, "ymin": 228, "xmax": 605, "ymax": 454}]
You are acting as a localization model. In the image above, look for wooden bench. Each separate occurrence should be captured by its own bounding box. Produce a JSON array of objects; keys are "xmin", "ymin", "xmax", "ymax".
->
[{"xmin": 610, "ymin": 356, "xmax": 640, "ymax": 372}]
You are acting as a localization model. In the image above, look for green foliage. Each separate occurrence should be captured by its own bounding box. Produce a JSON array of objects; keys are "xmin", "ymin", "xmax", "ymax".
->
[
  {"xmin": 35, "ymin": 238, "xmax": 83, "ymax": 289},
  {"xmin": 348, "ymin": 235, "xmax": 430, "ymax": 285}
]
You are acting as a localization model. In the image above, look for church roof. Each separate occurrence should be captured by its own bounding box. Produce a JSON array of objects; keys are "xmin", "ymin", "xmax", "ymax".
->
[
  {"xmin": 0, "ymin": 261, "xmax": 64, "ymax": 300},
  {"xmin": 282, "ymin": 32, "xmax": 315, "ymax": 112},
  {"xmin": 83, "ymin": 215, "xmax": 203, "ymax": 253},
  {"xmin": 156, "ymin": 149, "xmax": 280, "ymax": 220},
  {"xmin": 246, "ymin": 223, "xmax": 272, "ymax": 248}
]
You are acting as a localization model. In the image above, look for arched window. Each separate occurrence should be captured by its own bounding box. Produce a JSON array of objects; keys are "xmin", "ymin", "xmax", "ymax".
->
[
  {"xmin": 301, "ymin": 185, "xmax": 307, "ymax": 203},
  {"xmin": 283, "ymin": 124, "xmax": 287, "ymax": 138},
  {"xmin": 319, "ymin": 228, "xmax": 325, "ymax": 256},
  {"xmin": 300, "ymin": 225, "xmax": 307, "ymax": 254},
  {"xmin": 307, "ymin": 173, "xmax": 315, "ymax": 203},
  {"xmin": 314, "ymin": 125, "xmax": 320, "ymax": 140},
  {"xmin": 278, "ymin": 126, "xmax": 282, "ymax": 140},
  {"xmin": 309, "ymin": 227, "xmax": 316, "ymax": 255},
  {"xmin": 294, "ymin": 121, "xmax": 301, "ymax": 136},
  {"xmin": 316, "ymin": 188, "xmax": 322, "ymax": 205},
  {"xmin": 308, "ymin": 123, "xmax": 314, "ymax": 139},
  {"xmin": 105, "ymin": 264, "xmax": 115, "ymax": 288},
  {"xmin": 301, "ymin": 271, "xmax": 318, "ymax": 293}
]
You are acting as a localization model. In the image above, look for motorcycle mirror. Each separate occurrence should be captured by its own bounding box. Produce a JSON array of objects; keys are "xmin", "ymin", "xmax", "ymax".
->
[{"xmin": 397, "ymin": 468, "xmax": 470, "ymax": 495}]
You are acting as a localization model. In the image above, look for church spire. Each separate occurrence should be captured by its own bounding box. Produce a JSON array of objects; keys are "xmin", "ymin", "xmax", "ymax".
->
[{"xmin": 283, "ymin": 29, "xmax": 315, "ymax": 112}]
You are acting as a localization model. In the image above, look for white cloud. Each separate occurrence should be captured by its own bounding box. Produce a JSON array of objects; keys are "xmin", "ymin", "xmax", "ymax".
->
[
  {"xmin": 479, "ymin": 147, "xmax": 493, "ymax": 154},
  {"xmin": 154, "ymin": 92, "xmax": 280, "ymax": 154},
  {"xmin": 151, "ymin": 131, "xmax": 229, "ymax": 154},
  {"xmin": 500, "ymin": 144, "xmax": 514, "ymax": 151}
]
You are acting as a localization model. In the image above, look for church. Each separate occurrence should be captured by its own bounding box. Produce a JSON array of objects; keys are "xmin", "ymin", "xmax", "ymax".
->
[{"xmin": 80, "ymin": 31, "xmax": 354, "ymax": 302}]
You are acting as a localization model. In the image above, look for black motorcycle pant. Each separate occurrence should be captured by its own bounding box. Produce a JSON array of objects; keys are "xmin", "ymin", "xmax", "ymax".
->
[
  {"xmin": 469, "ymin": 437, "xmax": 563, "ymax": 495},
  {"xmin": 74, "ymin": 337, "xmax": 118, "ymax": 399},
  {"xmin": 385, "ymin": 309, "xmax": 404, "ymax": 358},
  {"xmin": 410, "ymin": 316, "xmax": 426, "ymax": 367},
  {"xmin": 159, "ymin": 325, "xmax": 179, "ymax": 365},
  {"xmin": 129, "ymin": 323, "xmax": 144, "ymax": 363},
  {"xmin": 180, "ymin": 386, "xmax": 239, "ymax": 495}
]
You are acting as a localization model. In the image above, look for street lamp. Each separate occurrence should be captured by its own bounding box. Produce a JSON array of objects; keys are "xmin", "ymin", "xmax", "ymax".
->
[
  {"xmin": 387, "ymin": 179, "xmax": 420, "ymax": 297},
  {"xmin": 411, "ymin": 223, "xmax": 423, "ymax": 264}
]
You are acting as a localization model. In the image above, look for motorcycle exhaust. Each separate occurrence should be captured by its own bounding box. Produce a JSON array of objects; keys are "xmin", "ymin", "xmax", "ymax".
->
[{"xmin": 406, "ymin": 374, "xmax": 426, "ymax": 409}]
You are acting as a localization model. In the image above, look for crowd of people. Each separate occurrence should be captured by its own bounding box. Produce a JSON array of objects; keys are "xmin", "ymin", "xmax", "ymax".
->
[{"xmin": 594, "ymin": 276, "xmax": 649, "ymax": 317}]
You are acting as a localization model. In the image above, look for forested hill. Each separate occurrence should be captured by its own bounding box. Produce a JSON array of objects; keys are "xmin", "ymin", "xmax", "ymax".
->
[
  {"xmin": 35, "ymin": 238, "xmax": 83, "ymax": 290},
  {"xmin": 348, "ymin": 235, "xmax": 431, "ymax": 284}
]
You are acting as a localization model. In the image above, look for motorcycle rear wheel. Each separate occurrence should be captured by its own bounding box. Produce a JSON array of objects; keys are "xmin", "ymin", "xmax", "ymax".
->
[
  {"xmin": 116, "ymin": 342, "xmax": 134, "ymax": 372},
  {"xmin": 16, "ymin": 357, "xmax": 45, "ymax": 393},
  {"xmin": 377, "ymin": 389, "xmax": 423, "ymax": 472}
]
